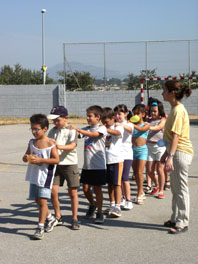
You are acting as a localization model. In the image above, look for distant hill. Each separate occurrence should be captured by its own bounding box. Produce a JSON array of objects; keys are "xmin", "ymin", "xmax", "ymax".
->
[{"xmin": 47, "ymin": 61, "xmax": 127, "ymax": 80}]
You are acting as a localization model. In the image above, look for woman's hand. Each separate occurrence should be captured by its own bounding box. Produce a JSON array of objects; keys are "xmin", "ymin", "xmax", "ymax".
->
[{"xmin": 165, "ymin": 157, "xmax": 174, "ymax": 172}]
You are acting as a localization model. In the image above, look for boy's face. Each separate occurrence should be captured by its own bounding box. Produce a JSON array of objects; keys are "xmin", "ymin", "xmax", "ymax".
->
[
  {"xmin": 86, "ymin": 111, "xmax": 100, "ymax": 126},
  {"xmin": 102, "ymin": 117, "xmax": 114, "ymax": 128},
  {"xmin": 31, "ymin": 124, "xmax": 47, "ymax": 139},
  {"xmin": 53, "ymin": 116, "xmax": 68, "ymax": 129}
]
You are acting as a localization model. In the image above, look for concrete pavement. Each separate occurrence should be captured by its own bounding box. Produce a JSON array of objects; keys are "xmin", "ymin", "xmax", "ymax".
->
[{"xmin": 0, "ymin": 124, "xmax": 198, "ymax": 264}]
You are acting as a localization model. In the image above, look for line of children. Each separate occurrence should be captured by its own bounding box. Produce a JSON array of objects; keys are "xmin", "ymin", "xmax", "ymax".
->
[{"xmin": 24, "ymin": 101, "xmax": 168, "ymax": 239}]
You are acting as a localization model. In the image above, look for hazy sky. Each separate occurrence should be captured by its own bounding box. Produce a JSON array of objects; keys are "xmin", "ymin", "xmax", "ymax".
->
[{"xmin": 0, "ymin": 0, "xmax": 198, "ymax": 76}]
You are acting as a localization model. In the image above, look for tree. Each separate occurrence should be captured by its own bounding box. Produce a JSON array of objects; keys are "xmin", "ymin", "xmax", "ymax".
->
[
  {"xmin": 58, "ymin": 71, "xmax": 95, "ymax": 91},
  {"xmin": 0, "ymin": 64, "xmax": 54, "ymax": 85}
]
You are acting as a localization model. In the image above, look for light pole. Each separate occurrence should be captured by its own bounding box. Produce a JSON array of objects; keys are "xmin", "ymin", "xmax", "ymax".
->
[{"xmin": 41, "ymin": 9, "xmax": 47, "ymax": 85}]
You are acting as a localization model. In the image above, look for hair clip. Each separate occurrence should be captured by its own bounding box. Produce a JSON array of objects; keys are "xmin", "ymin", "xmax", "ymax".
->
[{"xmin": 151, "ymin": 102, "xmax": 158, "ymax": 106}]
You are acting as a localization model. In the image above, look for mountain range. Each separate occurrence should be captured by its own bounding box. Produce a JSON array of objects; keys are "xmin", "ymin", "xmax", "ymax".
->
[{"xmin": 47, "ymin": 61, "xmax": 127, "ymax": 80}]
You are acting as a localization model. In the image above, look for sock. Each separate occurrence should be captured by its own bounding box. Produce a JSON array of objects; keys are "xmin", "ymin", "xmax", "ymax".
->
[
  {"xmin": 115, "ymin": 204, "xmax": 120, "ymax": 209},
  {"xmin": 47, "ymin": 213, "xmax": 53, "ymax": 221},
  {"xmin": 38, "ymin": 223, "xmax": 44, "ymax": 229},
  {"xmin": 110, "ymin": 201, "xmax": 115, "ymax": 207}
]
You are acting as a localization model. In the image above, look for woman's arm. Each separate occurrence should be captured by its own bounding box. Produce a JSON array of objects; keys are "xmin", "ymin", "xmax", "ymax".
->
[
  {"xmin": 165, "ymin": 132, "xmax": 179, "ymax": 172},
  {"xmin": 149, "ymin": 118, "xmax": 166, "ymax": 131}
]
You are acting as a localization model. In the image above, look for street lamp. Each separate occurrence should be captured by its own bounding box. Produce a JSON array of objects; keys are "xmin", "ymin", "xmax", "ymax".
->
[{"xmin": 41, "ymin": 9, "xmax": 47, "ymax": 85}]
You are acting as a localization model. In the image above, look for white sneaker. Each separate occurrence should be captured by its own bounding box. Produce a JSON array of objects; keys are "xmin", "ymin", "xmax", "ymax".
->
[
  {"xmin": 124, "ymin": 200, "xmax": 133, "ymax": 210},
  {"xmin": 120, "ymin": 198, "xmax": 126, "ymax": 209}
]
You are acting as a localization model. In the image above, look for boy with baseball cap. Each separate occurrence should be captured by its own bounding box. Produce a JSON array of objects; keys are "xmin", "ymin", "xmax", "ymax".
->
[{"xmin": 47, "ymin": 105, "xmax": 80, "ymax": 230}]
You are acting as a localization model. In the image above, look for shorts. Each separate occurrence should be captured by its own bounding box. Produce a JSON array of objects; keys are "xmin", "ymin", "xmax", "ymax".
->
[
  {"xmin": 106, "ymin": 162, "xmax": 123, "ymax": 186},
  {"xmin": 122, "ymin": 160, "xmax": 132, "ymax": 181},
  {"xmin": 53, "ymin": 165, "xmax": 80, "ymax": 188},
  {"xmin": 147, "ymin": 143, "xmax": 166, "ymax": 161},
  {"xmin": 29, "ymin": 184, "xmax": 51, "ymax": 199},
  {"xmin": 80, "ymin": 169, "xmax": 106, "ymax": 186},
  {"xmin": 133, "ymin": 144, "xmax": 148, "ymax": 161}
]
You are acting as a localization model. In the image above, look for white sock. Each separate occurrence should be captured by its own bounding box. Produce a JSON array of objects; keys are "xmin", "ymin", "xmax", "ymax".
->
[
  {"xmin": 47, "ymin": 213, "xmax": 53, "ymax": 221},
  {"xmin": 38, "ymin": 223, "xmax": 44, "ymax": 229},
  {"xmin": 110, "ymin": 201, "xmax": 115, "ymax": 207},
  {"xmin": 115, "ymin": 204, "xmax": 120, "ymax": 209}
]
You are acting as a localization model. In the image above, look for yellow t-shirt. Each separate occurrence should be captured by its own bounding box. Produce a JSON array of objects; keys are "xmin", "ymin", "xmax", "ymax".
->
[{"xmin": 164, "ymin": 104, "xmax": 194, "ymax": 155}]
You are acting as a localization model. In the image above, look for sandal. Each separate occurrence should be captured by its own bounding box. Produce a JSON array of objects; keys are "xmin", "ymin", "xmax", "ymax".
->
[
  {"xmin": 169, "ymin": 226, "xmax": 188, "ymax": 234},
  {"xmin": 164, "ymin": 180, "xmax": 170, "ymax": 191},
  {"xmin": 144, "ymin": 185, "xmax": 152, "ymax": 194},
  {"xmin": 164, "ymin": 220, "xmax": 176, "ymax": 228},
  {"xmin": 133, "ymin": 196, "xmax": 144, "ymax": 205},
  {"xmin": 72, "ymin": 219, "xmax": 80, "ymax": 230}
]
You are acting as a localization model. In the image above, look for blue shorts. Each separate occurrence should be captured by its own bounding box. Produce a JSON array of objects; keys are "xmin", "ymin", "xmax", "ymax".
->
[
  {"xmin": 133, "ymin": 144, "xmax": 148, "ymax": 161},
  {"xmin": 29, "ymin": 184, "xmax": 51, "ymax": 199},
  {"xmin": 122, "ymin": 160, "xmax": 132, "ymax": 181},
  {"xmin": 107, "ymin": 162, "xmax": 123, "ymax": 186}
]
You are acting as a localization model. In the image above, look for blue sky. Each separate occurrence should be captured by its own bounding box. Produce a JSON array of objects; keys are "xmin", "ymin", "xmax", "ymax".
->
[{"xmin": 0, "ymin": 0, "xmax": 198, "ymax": 76}]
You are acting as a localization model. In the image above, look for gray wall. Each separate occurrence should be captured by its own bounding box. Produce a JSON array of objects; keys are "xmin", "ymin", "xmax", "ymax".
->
[{"xmin": 0, "ymin": 84, "xmax": 197, "ymax": 117}]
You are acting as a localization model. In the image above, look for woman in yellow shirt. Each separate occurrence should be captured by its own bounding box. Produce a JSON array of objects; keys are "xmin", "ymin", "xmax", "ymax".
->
[{"xmin": 161, "ymin": 80, "xmax": 194, "ymax": 234}]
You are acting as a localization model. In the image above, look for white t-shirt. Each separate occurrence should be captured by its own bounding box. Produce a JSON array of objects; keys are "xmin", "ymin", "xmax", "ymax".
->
[
  {"xmin": 105, "ymin": 125, "xmax": 124, "ymax": 164},
  {"xmin": 81, "ymin": 124, "xmax": 107, "ymax": 170},
  {"xmin": 25, "ymin": 139, "xmax": 56, "ymax": 189},
  {"xmin": 121, "ymin": 121, "xmax": 134, "ymax": 160},
  {"xmin": 48, "ymin": 126, "xmax": 78, "ymax": 165}
]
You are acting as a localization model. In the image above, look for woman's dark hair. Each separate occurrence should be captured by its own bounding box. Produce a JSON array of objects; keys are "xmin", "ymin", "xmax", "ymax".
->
[
  {"xmin": 148, "ymin": 98, "xmax": 165, "ymax": 118},
  {"xmin": 132, "ymin": 104, "xmax": 146, "ymax": 121},
  {"xmin": 164, "ymin": 80, "xmax": 192, "ymax": 100},
  {"xmin": 30, "ymin": 114, "xmax": 49, "ymax": 129},
  {"xmin": 114, "ymin": 104, "xmax": 132, "ymax": 120}
]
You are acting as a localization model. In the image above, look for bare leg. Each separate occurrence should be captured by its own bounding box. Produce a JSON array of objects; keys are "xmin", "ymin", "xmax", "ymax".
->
[
  {"xmin": 36, "ymin": 198, "xmax": 49, "ymax": 224},
  {"xmin": 93, "ymin": 185, "xmax": 103, "ymax": 213},
  {"xmin": 135, "ymin": 160, "xmax": 147, "ymax": 197},
  {"xmin": 122, "ymin": 181, "xmax": 131, "ymax": 200},
  {"xmin": 83, "ymin": 184, "xmax": 95, "ymax": 206},
  {"xmin": 157, "ymin": 161, "xmax": 165, "ymax": 193},
  {"xmin": 114, "ymin": 185, "xmax": 122, "ymax": 204},
  {"xmin": 108, "ymin": 183, "xmax": 115, "ymax": 203},
  {"xmin": 147, "ymin": 161, "xmax": 158, "ymax": 187},
  {"xmin": 51, "ymin": 185, "xmax": 61, "ymax": 219},
  {"xmin": 68, "ymin": 187, "xmax": 78, "ymax": 221}
]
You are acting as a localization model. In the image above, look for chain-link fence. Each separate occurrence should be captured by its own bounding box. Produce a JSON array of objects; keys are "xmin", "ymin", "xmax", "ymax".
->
[{"xmin": 62, "ymin": 39, "xmax": 198, "ymax": 89}]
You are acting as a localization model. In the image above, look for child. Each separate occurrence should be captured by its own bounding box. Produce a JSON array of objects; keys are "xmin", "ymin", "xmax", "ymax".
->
[
  {"xmin": 70, "ymin": 105, "xmax": 107, "ymax": 224},
  {"xmin": 47, "ymin": 106, "xmax": 80, "ymax": 230},
  {"xmin": 147, "ymin": 101, "xmax": 166, "ymax": 198},
  {"xmin": 23, "ymin": 114, "xmax": 59, "ymax": 240},
  {"xmin": 101, "ymin": 107, "xmax": 124, "ymax": 217},
  {"xmin": 114, "ymin": 104, "xmax": 134, "ymax": 210},
  {"xmin": 131, "ymin": 104, "xmax": 150, "ymax": 205}
]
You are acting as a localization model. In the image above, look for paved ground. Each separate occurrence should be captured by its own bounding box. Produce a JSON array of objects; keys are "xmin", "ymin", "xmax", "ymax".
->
[{"xmin": 0, "ymin": 124, "xmax": 198, "ymax": 264}]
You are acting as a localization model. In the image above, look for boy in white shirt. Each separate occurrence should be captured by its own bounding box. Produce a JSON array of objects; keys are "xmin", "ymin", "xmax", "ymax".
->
[{"xmin": 101, "ymin": 107, "xmax": 124, "ymax": 217}]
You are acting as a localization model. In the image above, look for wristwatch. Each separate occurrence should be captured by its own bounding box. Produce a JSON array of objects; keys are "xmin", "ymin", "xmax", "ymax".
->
[{"xmin": 168, "ymin": 152, "xmax": 174, "ymax": 157}]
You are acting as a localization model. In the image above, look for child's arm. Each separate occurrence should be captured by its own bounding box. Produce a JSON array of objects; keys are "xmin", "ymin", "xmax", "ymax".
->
[
  {"xmin": 22, "ymin": 144, "xmax": 30, "ymax": 162},
  {"xmin": 149, "ymin": 118, "xmax": 166, "ymax": 131},
  {"xmin": 106, "ymin": 128, "xmax": 121, "ymax": 136},
  {"xmin": 115, "ymin": 122, "xmax": 133, "ymax": 133},
  {"xmin": 56, "ymin": 142, "xmax": 76, "ymax": 151},
  {"xmin": 133, "ymin": 123, "xmax": 150, "ymax": 132},
  {"xmin": 70, "ymin": 125, "xmax": 101, "ymax": 138},
  {"xmin": 30, "ymin": 146, "xmax": 59, "ymax": 165}
]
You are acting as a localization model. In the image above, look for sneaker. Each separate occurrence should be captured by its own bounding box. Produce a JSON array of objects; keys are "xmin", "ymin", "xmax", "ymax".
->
[
  {"xmin": 120, "ymin": 198, "xmax": 126, "ymax": 209},
  {"xmin": 94, "ymin": 212, "xmax": 104, "ymax": 224},
  {"xmin": 111, "ymin": 207, "xmax": 122, "ymax": 217},
  {"xmin": 85, "ymin": 204, "xmax": 96, "ymax": 218},
  {"xmin": 151, "ymin": 186, "xmax": 159, "ymax": 195},
  {"xmin": 123, "ymin": 200, "xmax": 133, "ymax": 210},
  {"xmin": 158, "ymin": 192, "xmax": 165, "ymax": 199},
  {"xmin": 33, "ymin": 227, "xmax": 44, "ymax": 240},
  {"xmin": 104, "ymin": 206, "xmax": 114, "ymax": 215},
  {"xmin": 45, "ymin": 216, "xmax": 57, "ymax": 233},
  {"xmin": 55, "ymin": 216, "xmax": 63, "ymax": 226},
  {"xmin": 144, "ymin": 185, "xmax": 152, "ymax": 194}
]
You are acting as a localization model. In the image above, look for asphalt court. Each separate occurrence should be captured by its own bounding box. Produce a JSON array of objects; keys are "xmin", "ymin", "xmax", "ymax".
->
[{"xmin": 0, "ymin": 124, "xmax": 198, "ymax": 264}]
